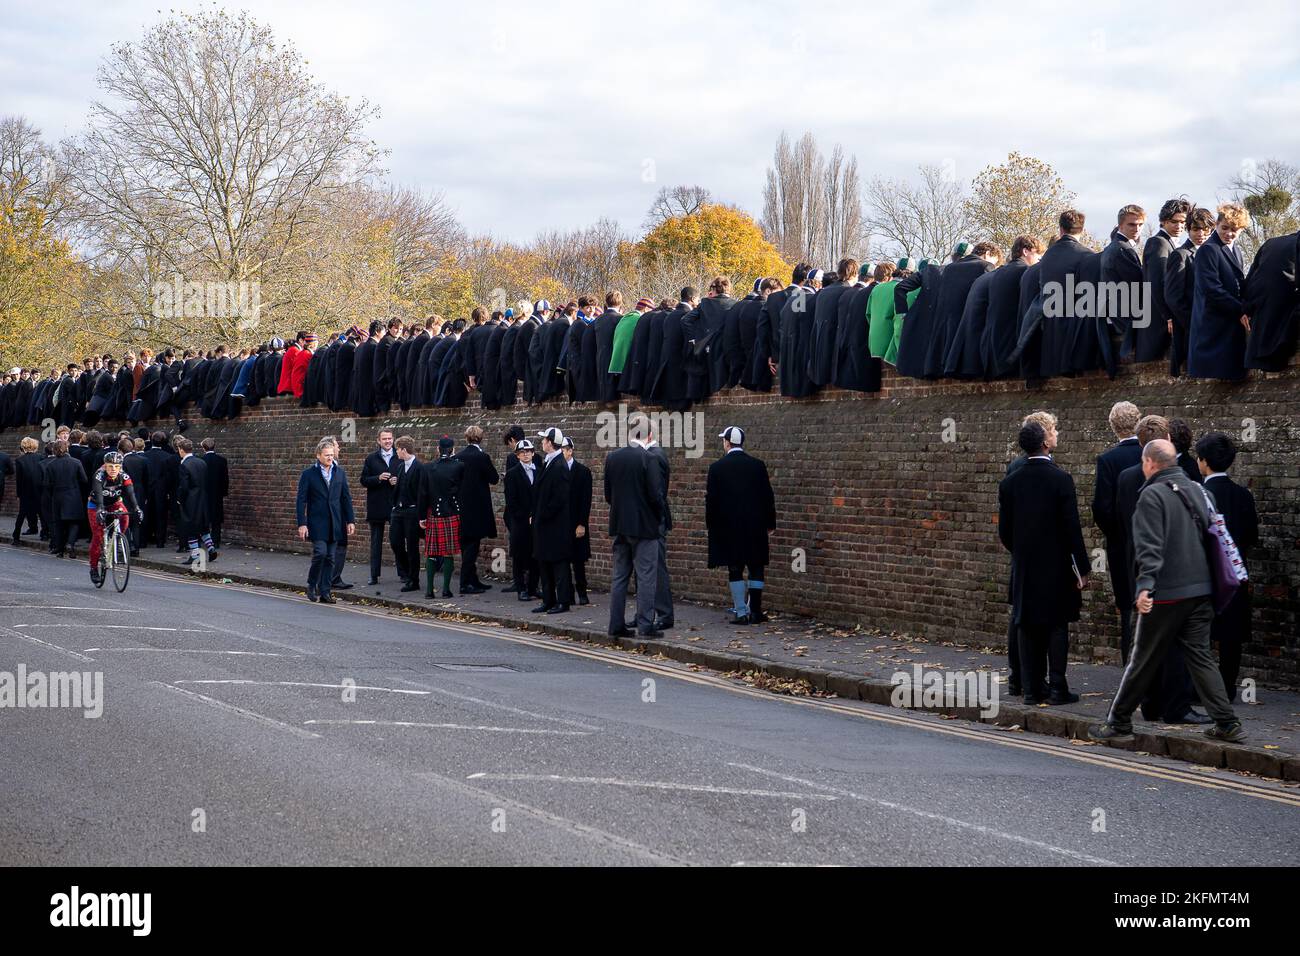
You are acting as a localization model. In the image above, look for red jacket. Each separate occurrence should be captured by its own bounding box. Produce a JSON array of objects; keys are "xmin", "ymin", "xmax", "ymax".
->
[
  {"xmin": 289, "ymin": 346, "xmax": 313, "ymax": 397},
  {"xmin": 277, "ymin": 345, "xmax": 301, "ymax": 395}
]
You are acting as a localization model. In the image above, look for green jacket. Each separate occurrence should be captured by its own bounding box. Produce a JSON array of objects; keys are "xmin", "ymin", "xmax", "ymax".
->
[{"xmin": 609, "ymin": 311, "xmax": 641, "ymax": 373}]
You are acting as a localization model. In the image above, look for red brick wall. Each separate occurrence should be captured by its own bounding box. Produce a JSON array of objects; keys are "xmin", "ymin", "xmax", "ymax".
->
[{"xmin": 6, "ymin": 357, "xmax": 1296, "ymax": 686}]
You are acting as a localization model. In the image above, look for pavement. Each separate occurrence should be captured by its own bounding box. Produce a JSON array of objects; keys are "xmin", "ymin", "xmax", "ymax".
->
[
  {"xmin": 2, "ymin": 544, "xmax": 1298, "ymax": 866},
  {"xmin": 9, "ymin": 531, "xmax": 1297, "ymax": 782}
]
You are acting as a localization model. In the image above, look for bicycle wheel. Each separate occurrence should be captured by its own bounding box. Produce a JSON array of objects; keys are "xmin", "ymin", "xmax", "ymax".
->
[
  {"xmin": 111, "ymin": 528, "xmax": 131, "ymax": 592},
  {"xmin": 94, "ymin": 529, "xmax": 108, "ymax": 589}
]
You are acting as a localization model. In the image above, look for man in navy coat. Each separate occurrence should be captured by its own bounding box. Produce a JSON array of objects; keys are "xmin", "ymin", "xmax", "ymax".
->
[
  {"xmin": 1188, "ymin": 203, "xmax": 1251, "ymax": 380},
  {"xmin": 296, "ymin": 436, "xmax": 356, "ymax": 604}
]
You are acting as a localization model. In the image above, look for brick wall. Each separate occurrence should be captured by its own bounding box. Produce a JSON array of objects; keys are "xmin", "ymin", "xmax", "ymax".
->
[{"xmin": 5, "ymin": 357, "xmax": 1297, "ymax": 686}]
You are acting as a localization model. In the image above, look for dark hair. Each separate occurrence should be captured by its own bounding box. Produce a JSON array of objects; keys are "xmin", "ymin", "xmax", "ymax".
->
[
  {"xmin": 117, "ymin": 437, "xmax": 133, "ymax": 453},
  {"xmin": 151, "ymin": 430, "xmax": 167, "ymax": 445},
  {"xmin": 1059, "ymin": 210, "xmax": 1086, "ymax": 234},
  {"xmin": 1011, "ymin": 235, "xmax": 1045, "ymax": 260},
  {"xmin": 369, "ymin": 320, "xmax": 384, "ymax": 335},
  {"xmin": 176, "ymin": 437, "xmax": 194, "ymax": 454},
  {"xmin": 1168, "ymin": 418, "xmax": 1194, "ymax": 455},
  {"xmin": 201, "ymin": 438, "xmax": 216, "ymax": 452},
  {"xmin": 792, "ymin": 262, "xmax": 810, "ymax": 284},
  {"xmin": 1194, "ymin": 432, "xmax": 1236, "ymax": 472},
  {"xmin": 504, "ymin": 425, "xmax": 525, "ymax": 445},
  {"xmin": 87, "ymin": 431, "xmax": 104, "ymax": 450},
  {"xmin": 680, "ymin": 286, "xmax": 698, "ymax": 302},
  {"xmin": 1159, "ymin": 197, "xmax": 1192, "ymax": 224},
  {"xmin": 1018, "ymin": 421, "xmax": 1047, "ymax": 455}
]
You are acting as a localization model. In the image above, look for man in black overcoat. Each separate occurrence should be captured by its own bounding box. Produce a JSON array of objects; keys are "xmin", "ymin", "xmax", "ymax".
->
[{"xmin": 705, "ymin": 426, "xmax": 776, "ymax": 625}]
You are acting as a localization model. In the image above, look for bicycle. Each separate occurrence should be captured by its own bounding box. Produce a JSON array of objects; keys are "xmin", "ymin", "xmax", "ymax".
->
[{"xmin": 95, "ymin": 510, "xmax": 131, "ymax": 593}]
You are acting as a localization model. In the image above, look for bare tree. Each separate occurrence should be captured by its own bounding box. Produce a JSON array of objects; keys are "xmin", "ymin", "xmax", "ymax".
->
[
  {"xmin": 865, "ymin": 164, "xmax": 971, "ymax": 261},
  {"xmin": 643, "ymin": 185, "xmax": 711, "ymax": 229},
  {"xmin": 761, "ymin": 131, "xmax": 864, "ymax": 266},
  {"xmin": 66, "ymin": 9, "xmax": 384, "ymax": 340},
  {"xmin": 1224, "ymin": 158, "xmax": 1300, "ymax": 262},
  {"xmin": 0, "ymin": 115, "xmax": 76, "ymax": 231}
]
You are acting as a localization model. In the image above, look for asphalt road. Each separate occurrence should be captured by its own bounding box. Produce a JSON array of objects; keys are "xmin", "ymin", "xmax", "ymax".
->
[{"xmin": 2, "ymin": 545, "xmax": 1297, "ymax": 866}]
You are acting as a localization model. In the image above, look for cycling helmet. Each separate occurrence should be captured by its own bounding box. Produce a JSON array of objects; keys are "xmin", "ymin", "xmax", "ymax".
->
[{"xmin": 103, "ymin": 451, "xmax": 124, "ymax": 465}]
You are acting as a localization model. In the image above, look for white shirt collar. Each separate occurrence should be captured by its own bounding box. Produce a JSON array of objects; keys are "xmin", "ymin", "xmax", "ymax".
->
[
  {"xmin": 1204, "ymin": 472, "xmax": 1227, "ymax": 481},
  {"xmin": 726, "ymin": 446, "xmax": 744, "ymax": 454}
]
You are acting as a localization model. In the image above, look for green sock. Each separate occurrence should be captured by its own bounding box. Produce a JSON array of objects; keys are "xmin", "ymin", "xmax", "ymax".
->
[
  {"xmin": 425, "ymin": 558, "xmax": 436, "ymax": 596},
  {"xmin": 442, "ymin": 557, "xmax": 454, "ymax": 593}
]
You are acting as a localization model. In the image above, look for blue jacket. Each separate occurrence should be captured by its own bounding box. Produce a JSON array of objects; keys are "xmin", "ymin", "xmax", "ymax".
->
[
  {"xmin": 232, "ymin": 355, "xmax": 258, "ymax": 397},
  {"xmin": 295, "ymin": 462, "xmax": 355, "ymax": 543},
  {"xmin": 1187, "ymin": 230, "xmax": 1247, "ymax": 380}
]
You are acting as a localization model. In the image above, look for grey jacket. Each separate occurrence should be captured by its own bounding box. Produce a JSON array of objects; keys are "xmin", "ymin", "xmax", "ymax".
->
[{"xmin": 1132, "ymin": 466, "xmax": 1213, "ymax": 601}]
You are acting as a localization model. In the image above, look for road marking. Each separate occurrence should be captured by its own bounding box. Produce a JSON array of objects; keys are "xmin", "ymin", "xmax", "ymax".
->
[
  {"xmin": 730, "ymin": 762, "xmax": 1117, "ymax": 866},
  {"xmin": 154, "ymin": 682, "xmax": 321, "ymax": 739},
  {"xmin": 174, "ymin": 680, "xmax": 431, "ymax": 695},
  {"xmin": 420, "ymin": 770, "xmax": 686, "ymax": 865},
  {"xmin": 0, "ymin": 605, "xmax": 137, "ymax": 612},
  {"xmin": 465, "ymin": 772, "xmax": 839, "ymax": 801},
  {"xmin": 305, "ymin": 719, "xmax": 590, "ymax": 736},
  {"xmin": 106, "ymin": 559, "xmax": 1300, "ymax": 809},
  {"xmin": 12, "ymin": 623, "xmax": 205, "ymax": 632},
  {"xmin": 390, "ymin": 678, "xmax": 602, "ymax": 732},
  {"xmin": 84, "ymin": 648, "xmax": 296, "ymax": 657},
  {"xmin": 0, "ymin": 624, "xmax": 96, "ymax": 663}
]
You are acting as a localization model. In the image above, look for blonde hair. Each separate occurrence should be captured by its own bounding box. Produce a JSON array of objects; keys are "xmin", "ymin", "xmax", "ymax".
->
[
  {"xmin": 1107, "ymin": 401, "xmax": 1141, "ymax": 439},
  {"xmin": 20, "ymin": 437, "xmax": 38, "ymax": 452},
  {"xmin": 1216, "ymin": 202, "xmax": 1251, "ymax": 230},
  {"xmin": 1022, "ymin": 410, "xmax": 1058, "ymax": 432}
]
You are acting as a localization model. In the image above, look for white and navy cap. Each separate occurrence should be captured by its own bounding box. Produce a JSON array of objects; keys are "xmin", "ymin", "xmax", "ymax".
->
[
  {"xmin": 535, "ymin": 299, "xmax": 552, "ymax": 314},
  {"xmin": 718, "ymin": 426, "xmax": 745, "ymax": 445},
  {"xmin": 270, "ymin": 337, "xmax": 285, "ymax": 349},
  {"xmin": 516, "ymin": 439, "xmax": 535, "ymax": 451},
  {"xmin": 537, "ymin": 426, "xmax": 565, "ymax": 446},
  {"xmin": 807, "ymin": 268, "xmax": 823, "ymax": 283},
  {"xmin": 560, "ymin": 436, "xmax": 574, "ymax": 449}
]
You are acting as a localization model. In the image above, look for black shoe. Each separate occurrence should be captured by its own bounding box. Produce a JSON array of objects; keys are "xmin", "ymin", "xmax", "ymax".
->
[
  {"xmin": 424, "ymin": 591, "xmax": 435, "ymax": 599},
  {"xmin": 517, "ymin": 591, "xmax": 532, "ymax": 601},
  {"xmin": 1166, "ymin": 710, "xmax": 1214, "ymax": 725},
  {"xmin": 547, "ymin": 605, "xmax": 570, "ymax": 614},
  {"xmin": 129, "ymin": 550, "xmax": 140, "ymax": 558},
  {"xmin": 1007, "ymin": 684, "xmax": 1023, "ymax": 697},
  {"xmin": 52, "ymin": 550, "xmax": 64, "ymax": 558},
  {"xmin": 441, "ymin": 589, "xmax": 453, "ymax": 598},
  {"xmin": 609, "ymin": 627, "xmax": 633, "ymax": 638},
  {"xmin": 1047, "ymin": 691, "xmax": 1081, "ymax": 705},
  {"xmin": 307, "ymin": 592, "xmax": 319, "ymax": 602},
  {"xmin": 319, "ymin": 595, "xmax": 338, "ymax": 605},
  {"xmin": 730, "ymin": 613, "xmax": 751, "ymax": 625},
  {"xmin": 368, "ymin": 578, "xmax": 380, "ymax": 586},
  {"xmin": 654, "ymin": 617, "xmax": 674, "ymax": 630},
  {"xmin": 1205, "ymin": 721, "xmax": 1246, "ymax": 743},
  {"xmin": 181, "ymin": 555, "xmax": 196, "ymax": 566},
  {"xmin": 207, "ymin": 549, "xmax": 218, "ymax": 563},
  {"xmin": 531, "ymin": 603, "xmax": 554, "ymax": 614},
  {"xmin": 577, "ymin": 591, "xmax": 591, "ymax": 605},
  {"xmin": 637, "ymin": 629, "xmax": 664, "ymax": 638},
  {"xmin": 748, "ymin": 612, "xmax": 768, "ymax": 624},
  {"xmin": 401, "ymin": 583, "xmax": 419, "ymax": 592},
  {"xmin": 1023, "ymin": 696, "xmax": 1046, "ymax": 706},
  {"xmin": 1088, "ymin": 723, "xmax": 1134, "ymax": 742},
  {"xmin": 10, "ymin": 534, "xmax": 18, "ymax": 545},
  {"xmin": 67, "ymin": 547, "xmax": 77, "ymax": 560},
  {"xmin": 460, "ymin": 585, "xmax": 488, "ymax": 595},
  {"xmin": 89, "ymin": 568, "xmax": 101, "ymax": 586},
  {"xmin": 333, "ymin": 582, "xmax": 353, "ymax": 590}
]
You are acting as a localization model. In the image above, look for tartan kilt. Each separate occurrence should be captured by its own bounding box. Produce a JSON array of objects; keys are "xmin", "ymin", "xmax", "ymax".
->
[{"xmin": 423, "ymin": 513, "xmax": 461, "ymax": 557}]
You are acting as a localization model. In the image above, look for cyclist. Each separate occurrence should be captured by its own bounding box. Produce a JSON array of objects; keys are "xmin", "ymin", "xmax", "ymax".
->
[{"xmin": 87, "ymin": 451, "xmax": 143, "ymax": 586}]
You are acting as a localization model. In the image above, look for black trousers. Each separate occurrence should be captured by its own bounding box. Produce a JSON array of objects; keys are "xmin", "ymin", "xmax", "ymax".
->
[
  {"xmin": 148, "ymin": 495, "xmax": 170, "ymax": 547},
  {"xmin": 538, "ymin": 559, "xmax": 573, "ymax": 608},
  {"xmin": 208, "ymin": 515, "xmax": 223, "ymax": 549},
  {"xmin": 13, "ymin": 499, "xmax": 40, "ymax": 538},
  {"xmin": 389, "ymin": 512, "xmax": 421, "ymax": 584},
  {"xmin": 1017, "ymin": 621, "xmax": 1070, "ymax": 699},
  {"xmin": 571, "ymin": 559, "xmax": 588, "ymax": 596},
  {"xmin": 367, "ymin": 520, "xmax": 387, "ymax": 581},
  {"xmin": 460, "ymin": 537, "xmax": 482, "ymax": 588},
  {"xmin": 1006, "ymin": 613, "xmax": 1021, "ymax": 690},
  {"xmin": 1212, "ymin": 586, "xmax": 1252, "ymax": 700},
  {"xmin": 52, "ymin": 519, "xmax": 81, "ymax": 555},
  {"xmin": 728, "ymin": 562, "xmax": 764, "ymax": 581}
]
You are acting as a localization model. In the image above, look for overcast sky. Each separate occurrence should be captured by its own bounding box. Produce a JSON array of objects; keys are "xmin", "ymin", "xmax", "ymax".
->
[{"xmin": 4, "ymin": 0, "xmax": 1298, "ymax": 249}]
